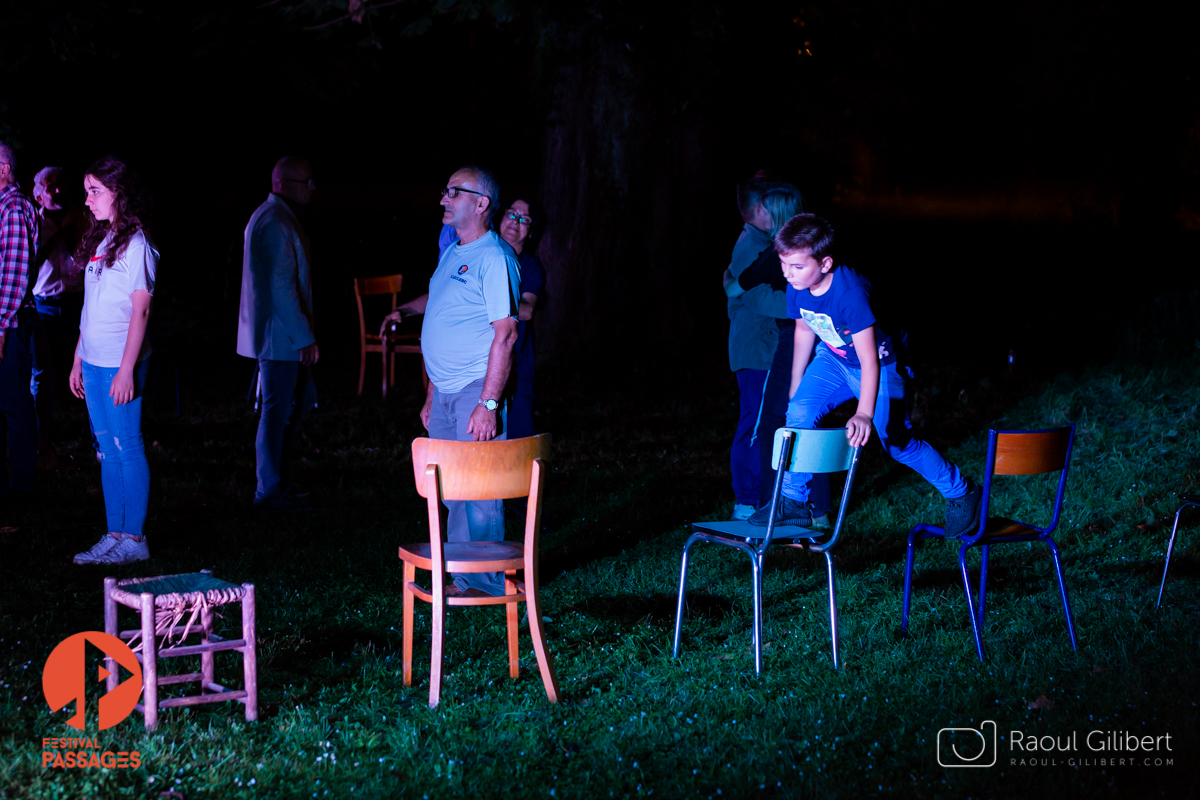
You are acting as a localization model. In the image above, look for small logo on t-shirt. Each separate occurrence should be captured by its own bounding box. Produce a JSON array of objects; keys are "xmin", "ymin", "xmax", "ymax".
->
[{"xmin": 457, "ymin": 265, "xmax": 469, "ymax": 275}]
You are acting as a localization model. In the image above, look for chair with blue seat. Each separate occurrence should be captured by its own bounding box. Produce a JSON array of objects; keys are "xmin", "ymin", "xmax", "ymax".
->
[
  {"xmin": 1157, "ymin": 494, "xmax": 1200, "ymax": 609},
  {"xmin": 901, "ymin": 425, "xmax": 1077, "ymax": 662},
  {"xmin": 673, "ymin": 427, "xmax": 862, "ymax": 673}
]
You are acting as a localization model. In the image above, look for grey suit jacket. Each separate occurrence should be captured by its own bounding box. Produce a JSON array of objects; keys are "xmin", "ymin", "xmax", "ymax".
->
[{"xmin": 236, "ymin": 194, "xmax": 314, "ymax": 361}]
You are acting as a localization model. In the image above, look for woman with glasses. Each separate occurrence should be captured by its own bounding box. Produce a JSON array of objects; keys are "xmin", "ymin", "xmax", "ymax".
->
[
  {"xmin": 69, "ymin": 156, "xmax": 157, "ymax": 566},
  {"xmin": 496, "ymin": 197, "xmax": 545, "ymax": 440}
]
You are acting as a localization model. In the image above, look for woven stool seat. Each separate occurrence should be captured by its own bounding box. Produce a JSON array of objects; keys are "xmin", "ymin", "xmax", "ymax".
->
[
  {"xmin": 104, "ymin": 570, "xmax": 258, "ymax": 731},
  {"xmin": 113, "ymin": 572, "xmax": 246, "ymax": 608}
]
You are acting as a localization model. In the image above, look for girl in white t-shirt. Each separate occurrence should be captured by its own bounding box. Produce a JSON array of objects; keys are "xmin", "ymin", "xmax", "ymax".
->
[{"xmin": 68, "ymin": 157, "xmax": 157, "ymax": 566}]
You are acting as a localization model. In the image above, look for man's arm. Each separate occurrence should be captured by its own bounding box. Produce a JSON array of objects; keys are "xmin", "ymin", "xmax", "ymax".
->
[
  {"xmin": 739, "ymin": 284, "xmax": 789, "ymax": 319},
  {"xmin": 258, "ymin": 221, "xmax": 315, "ymax": 351},
  {"xmin": 846, "ymin": 326, "xmax": 879, "ymax": 447},
  {"xmin": 518, "ymin": 292, "xmax": 538, "ymax": 322},
  {"xmin": 466, "ymin": 317, "xmax": 518, "ymax": 441},
  {"xmin": 789, "ymin": 321, "xmax": 817, "ymax": 400},
  {"xmin": 381, "ymin": 293, "xmax": 428, "ymax": 335},
  {"xmin": 0, "ymin": 203, "xmax": 33, "ymax": 359}
]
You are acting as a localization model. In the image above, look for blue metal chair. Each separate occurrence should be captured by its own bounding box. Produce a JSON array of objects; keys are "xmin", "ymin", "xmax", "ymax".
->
[
  {"xmin": 901, "ymin": 425, "xmax": 1077, "ymax": 662},
  {"xmin": 1157, "ymin": 495, "xmax": 1199, "ymax": 609},
  {"xmin": 673, "ymin": 428, "xmax": 861, "ymax": 673}
]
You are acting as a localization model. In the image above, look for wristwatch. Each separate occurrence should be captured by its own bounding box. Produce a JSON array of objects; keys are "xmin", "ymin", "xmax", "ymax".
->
[{"xmin": 479, "ymin": 398, "xmax": 499, "ymax": 411}]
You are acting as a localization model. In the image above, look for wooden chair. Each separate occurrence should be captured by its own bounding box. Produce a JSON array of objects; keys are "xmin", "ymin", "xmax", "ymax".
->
[
  {"xmin": 354, "ymin": 274, "xmax": 426, "ymax": 397},
  {"xmin": 104, "ymin": 570, "xmax": 257, "ymax": 731},
  {"xmin": 400, "ymin": 434, "xmax": 559, "ymax": 708},
  {"xmin": 1157, "ymin": 494, "xmax": 1199, "ymax": 609},
  {"xmin": 673, "ymin": 428, "xmax": 862, "ymax": 673},
  {"xmin": 901, "ymin": 426, "xmax": 1077, "ymax": 662}
]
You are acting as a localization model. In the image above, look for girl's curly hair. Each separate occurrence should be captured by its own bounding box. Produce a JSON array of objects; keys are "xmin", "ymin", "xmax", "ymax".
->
[{"xmin": 74, "ymin": 156, "xmax": 151, "ymax": 273}]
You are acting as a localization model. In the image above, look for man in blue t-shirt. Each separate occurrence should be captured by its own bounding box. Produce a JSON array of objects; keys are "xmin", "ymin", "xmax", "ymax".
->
[
  {"xmin": 748, "ymin": 213, "xmax": 982, "ymax": 538},
  {"xmin": 409, "ymin": 167, "xmax": 521, "ymax": 596}
]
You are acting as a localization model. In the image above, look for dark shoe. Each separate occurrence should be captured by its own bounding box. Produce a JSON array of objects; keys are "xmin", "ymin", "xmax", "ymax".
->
[
  {"xmin": 252, "ymin": 493, "xmax": 312, "ymax": 514},
  {"xmin": 944, "ymin": 480, "xmax": 983, "ymax": 539},
  {"xmin": 747, "ymin": 497, "xmax": 813, "ymax": 528}
]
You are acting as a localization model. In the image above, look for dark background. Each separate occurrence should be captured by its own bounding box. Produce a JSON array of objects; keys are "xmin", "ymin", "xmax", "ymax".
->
[{"xmin": 3, "ymin": 0, "xmax": 1198, "ymax": 395}]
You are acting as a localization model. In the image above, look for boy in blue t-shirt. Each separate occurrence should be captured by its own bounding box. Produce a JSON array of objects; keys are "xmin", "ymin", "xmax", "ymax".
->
[{"xmin": 748, "ymin": 213, "xmax": 982, "ymax": 537}]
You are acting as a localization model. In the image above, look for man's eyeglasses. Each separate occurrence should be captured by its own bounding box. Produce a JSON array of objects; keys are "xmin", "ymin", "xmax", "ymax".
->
[
  {"xmin": 285, "ymin": 178, "xmax": 316, "ymax": 189},
  {"xmin": 506, "ymin": 211, "xmax": 533, "ymax": 225},
  {"xmin": 441, "ymin": 186, "xmax": 484, "ymax": 199}
]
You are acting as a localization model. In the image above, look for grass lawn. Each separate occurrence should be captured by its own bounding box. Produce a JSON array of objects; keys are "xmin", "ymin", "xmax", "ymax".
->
[{"xmin": 1, "ymin": 348, "xmax": 1197, "ymax": 799}]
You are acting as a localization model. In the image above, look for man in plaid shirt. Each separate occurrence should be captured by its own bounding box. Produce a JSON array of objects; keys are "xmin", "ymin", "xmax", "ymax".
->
[{"xmin": 0, "ymin": 141, "xmax": 39, "ymax": 502}]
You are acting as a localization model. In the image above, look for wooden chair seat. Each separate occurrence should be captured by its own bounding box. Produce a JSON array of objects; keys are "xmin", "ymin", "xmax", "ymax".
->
[
  {"xmin": 977, "ymin": 517, "xmax": 1042, "ymax": 541},
  {"xmin": 398, "ymin": 540, "xmax": 524, "ymax": 572}
]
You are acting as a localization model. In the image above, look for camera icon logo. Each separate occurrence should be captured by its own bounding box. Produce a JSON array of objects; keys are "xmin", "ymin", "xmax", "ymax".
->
[{"xmin": 937, "ymin": 720, "xmax": 997, "ymax": 768}]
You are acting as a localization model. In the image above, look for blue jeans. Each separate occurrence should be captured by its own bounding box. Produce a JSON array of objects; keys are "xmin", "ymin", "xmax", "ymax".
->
[
  {"xmin": 427, "ymin": 378, "xmax": 507, "ymax": 596},
  {"xmin": 0, "ymin": 309, "xmax": 38, "ymax": 493},
  {"xmin": 82, "ymin": 359, "xmax": 150, "ymax": 535},
  {"xmin": 782, "ymin": 345, "xmax": 967, "ymax": 502},
  {"xmin": 255, "ymin": 359, "xmax": 314, "ymax": 501},
  {"xmin": 731, "ymin": 368, "xmax": 767, "ymax": 505}
]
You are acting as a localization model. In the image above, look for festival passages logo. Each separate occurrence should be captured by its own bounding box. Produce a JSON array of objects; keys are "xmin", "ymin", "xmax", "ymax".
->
[
  {"xmin": 40, "ymin": 631, "xmax": 143, "ymax": 770},
  {"xmin": 937, "ymin": 720, "xmax": 1175, "ymax": 768}
]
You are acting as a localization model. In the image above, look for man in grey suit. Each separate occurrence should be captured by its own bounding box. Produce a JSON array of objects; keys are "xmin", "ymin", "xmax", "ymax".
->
[{"xmin": 236, "ymin": 156, "xmax": 318, "ymax": 512}]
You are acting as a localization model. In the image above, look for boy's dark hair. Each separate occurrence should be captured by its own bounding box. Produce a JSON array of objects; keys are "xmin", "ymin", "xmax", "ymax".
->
[{"xmin": 774, "ymin": 213, "xmax": 834, "ymax": 260}]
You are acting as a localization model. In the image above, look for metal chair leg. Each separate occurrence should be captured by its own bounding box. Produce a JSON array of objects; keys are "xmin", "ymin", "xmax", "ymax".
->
[
  {"xmin": 672, "ymin": 538, "xmax": 696, "ymax": 658},
  {"xmin": 901, "ymin": 528, "xmax": 919, "ymax": 632},
  {"xmin": 751, "ymin": 554, "xmax": 763, "ymax": 675},
  {"xmin": 825, "ymin": 552, "xmax": 839, "ymax": 670},
  {"xmin": 1046, "ymin": 538, "xmax": 1078, "ymax": 651},
  {"xmin": 1157, "ymin": 501, "xmax": 1197, "ymax": 610},
  {"xmin": 978, "ymin": 545, "xmax": 989, "ymax": 629},
  {"xmin": 958, "ymin": 544, "xmax": 986, "ymax": 662}
]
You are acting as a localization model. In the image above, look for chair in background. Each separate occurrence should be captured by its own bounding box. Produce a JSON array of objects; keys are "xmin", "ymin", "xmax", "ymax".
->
[
  {"xmin": 354, "ymin": 274, "xmax": 426, "ymax": 397},
  {"xmin": 399, "ymin": 434, "xmax": 559, "ymax": 708},
  {"xmin": 1157, "ymin": 494, "xmax": 1199, "ymax": 609},
  {"xmin": 901, "ymin": 426, "xmax": 1077, "ymax": 662},
  {"xmin": 673, "ymin": 428, "xmax": 862, "ymax": 673}
]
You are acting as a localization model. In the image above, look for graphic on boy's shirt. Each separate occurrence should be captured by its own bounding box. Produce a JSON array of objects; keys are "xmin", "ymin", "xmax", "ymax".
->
[{"xmin": 797, "ymin": 308, "xmax": 850, "ymax": 356}]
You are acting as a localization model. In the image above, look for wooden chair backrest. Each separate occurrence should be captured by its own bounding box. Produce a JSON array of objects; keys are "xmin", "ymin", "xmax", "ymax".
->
[
  {"xmin": 992, "ymin": 428, "xmax": 1073, "ymax": 476},
  {"xmin": 412, "ymin": 434, "xmax": 552, "ymax": 501},
  {"xmin": 772, "ymin": 427, "xmax": 857, "ymax": 474},
  {"xmin": 355, "ymin": 273, "xmax": 404, "ymax": 298},
  {"xmin": 354, "ymin": 273, "xmax": 404, "ymax": 341}
]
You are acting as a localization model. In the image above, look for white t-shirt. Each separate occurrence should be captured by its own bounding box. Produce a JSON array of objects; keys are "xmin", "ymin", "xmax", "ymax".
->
[
  {"xmin": 77, "ymin": 230, "xmax": 157, "ymax": 368},
  {"xmin": 421, "ymin": 230, "xmax": 520, "ymax": 393}
]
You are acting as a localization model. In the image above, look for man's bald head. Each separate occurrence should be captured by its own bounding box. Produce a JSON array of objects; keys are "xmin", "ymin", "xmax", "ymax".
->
[{"xmin": 271, "ymin": 156, "xmax": 315, "ymax": 206}]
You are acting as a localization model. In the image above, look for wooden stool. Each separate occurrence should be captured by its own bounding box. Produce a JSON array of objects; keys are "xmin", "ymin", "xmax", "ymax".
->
[{"xmin": 104, "ymin": 570, "xmax": 258, "ymax": 731}]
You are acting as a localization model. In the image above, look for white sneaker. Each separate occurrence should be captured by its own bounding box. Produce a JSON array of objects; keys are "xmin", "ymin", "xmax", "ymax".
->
[
  {"xmin": 74, "ymin": 535, "xmax": 150, "ymax": 565},
  {"xmin": 73, "ymin": 534, "xmax": 121, "ymax": 565},
  {"xmin": 95, "ymin": 536, "xmax": 150, "ymax": 565},
  {"xmin": 731, "ymin": 503, "xmax": 757, "ymax": 521}
]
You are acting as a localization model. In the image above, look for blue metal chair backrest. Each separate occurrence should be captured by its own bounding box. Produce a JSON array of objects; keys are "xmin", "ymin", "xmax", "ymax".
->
[
  {"xmin": 761, "ymin": 428, "xmax": 861, "ymax": 554},
  {"xmin": 970, "ymin": 425, "xmax": 1076, "ymax": 544},
  {"xmin": 771, "ymin": 427, "xmax": 859, "ymax": 475}
]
